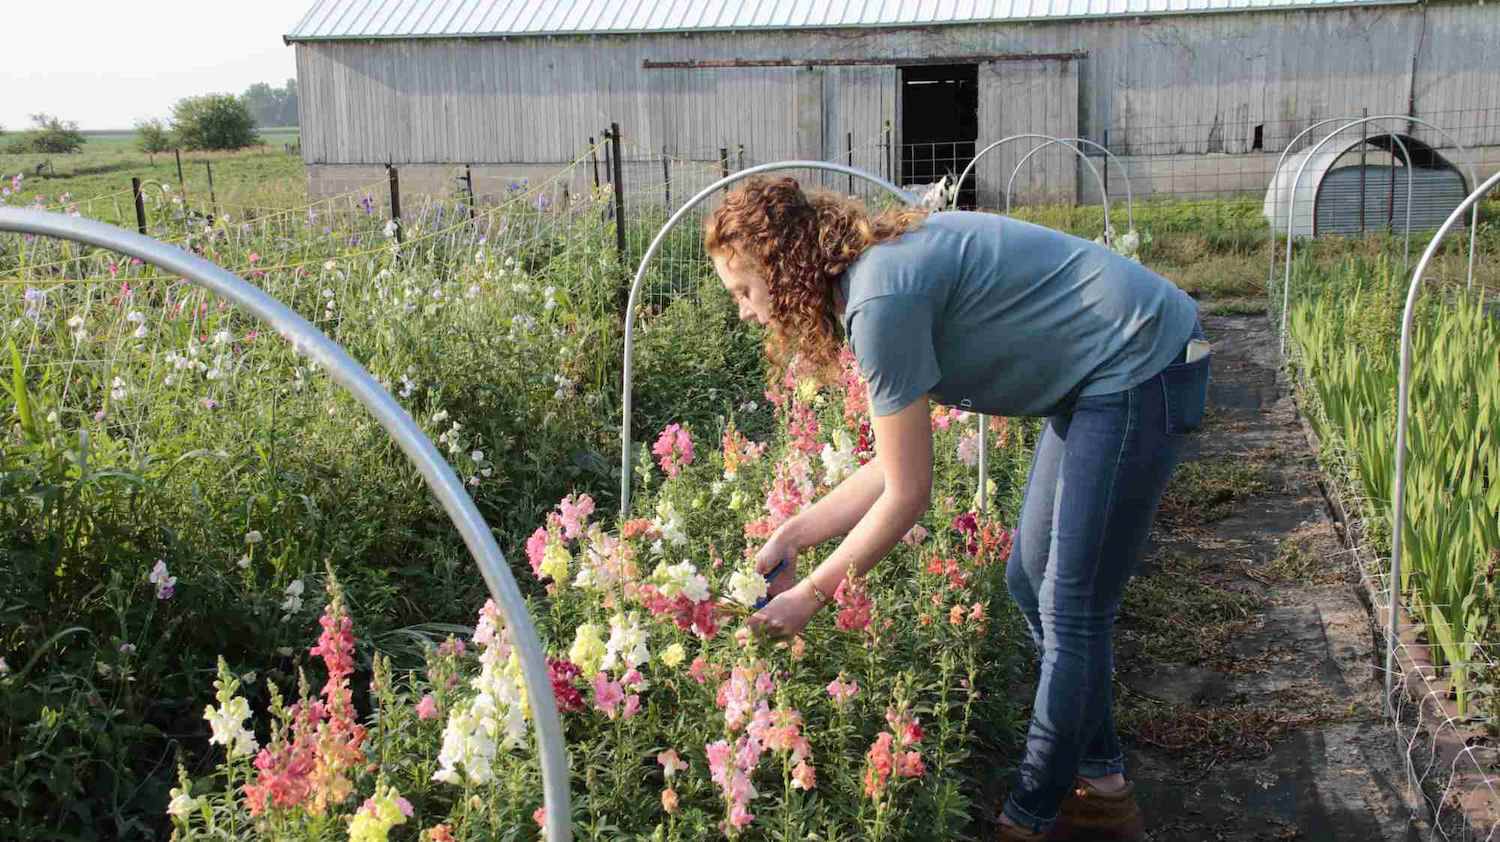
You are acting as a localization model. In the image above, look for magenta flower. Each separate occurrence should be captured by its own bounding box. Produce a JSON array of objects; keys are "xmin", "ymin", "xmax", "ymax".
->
[{"xmin": 548, "ymin": 658, "xmax": 585, "ymax": 713}]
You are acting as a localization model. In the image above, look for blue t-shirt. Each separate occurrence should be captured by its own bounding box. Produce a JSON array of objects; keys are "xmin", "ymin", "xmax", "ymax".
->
[{"xmin": 839, "ymin": 211, "xmax": 1199, "ymax": 418}]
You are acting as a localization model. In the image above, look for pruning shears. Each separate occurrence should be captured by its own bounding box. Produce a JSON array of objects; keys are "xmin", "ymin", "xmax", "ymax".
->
[{"xmin": 752, "ymin": 557, "xmax": 790, "ymax": 611}]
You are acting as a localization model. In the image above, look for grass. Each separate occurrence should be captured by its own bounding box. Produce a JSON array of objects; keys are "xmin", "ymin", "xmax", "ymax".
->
[
  {"xmin": 1, "ymin": 129, "xmax": 305, "ymax": 227},
  {"xmin": 1118, "ymin": 551, "xmax": 1262, "ymax": 666},
  {"xmin": 1157, "ymin": 454, "xmax": 1271, "ymax": 529}
]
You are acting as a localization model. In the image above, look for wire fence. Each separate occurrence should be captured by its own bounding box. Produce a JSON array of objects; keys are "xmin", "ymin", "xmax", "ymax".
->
[
  {"xmin": 5, "ymin": 104, "xmax": 1500, "ymax": 838},
  {"xmin": 1088, "ymin": 108, "xmax": 1500, "ymax": 207},
  {"xmin": 1273, "ymin": 181, "xmax": 1500, "ymax": 839}
]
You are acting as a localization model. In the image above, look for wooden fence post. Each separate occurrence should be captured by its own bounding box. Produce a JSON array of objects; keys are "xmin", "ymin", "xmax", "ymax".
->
[
  {"xmin": 131, "ymin": 177, "xmax": 147, "ymax": 235},
  {"xmin": 386, "ymin": 164, "xmax": 403, "ymax": 247},
  {"xmin": 609, "ymin": 122, "xmax": 627, "ymax": 266}
]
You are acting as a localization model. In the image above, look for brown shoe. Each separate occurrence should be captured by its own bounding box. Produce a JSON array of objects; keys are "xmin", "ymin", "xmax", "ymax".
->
[
  {"xmin": 1049, "ymin": 778, "xmax": 1145, "ymax": 841},
  {"xmin": 995, "ymin": 818, "xmax": 1048, "ymax": 842}
]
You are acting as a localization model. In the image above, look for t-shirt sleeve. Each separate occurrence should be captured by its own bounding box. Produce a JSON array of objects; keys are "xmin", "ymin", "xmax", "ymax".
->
[{"xmin": 847, "ymin": 294, "xmax": 942, "ymax": 417}]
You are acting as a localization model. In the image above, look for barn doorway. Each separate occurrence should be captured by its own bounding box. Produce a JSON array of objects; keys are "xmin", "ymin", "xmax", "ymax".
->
[{"xmin": 900, "ymin": 64, "xmax": 979, "ymax": 207}]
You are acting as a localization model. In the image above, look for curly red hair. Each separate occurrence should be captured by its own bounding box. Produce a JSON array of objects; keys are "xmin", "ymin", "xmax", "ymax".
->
[{"xmin": 704, "ymin": 176, "xmax": 927, "ymax": 384}]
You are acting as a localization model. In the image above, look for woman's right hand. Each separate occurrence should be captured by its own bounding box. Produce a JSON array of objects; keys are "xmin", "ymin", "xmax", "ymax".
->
[{"xmin": 754, "ymin": 525, "xmax": 801, "ymax": 598}]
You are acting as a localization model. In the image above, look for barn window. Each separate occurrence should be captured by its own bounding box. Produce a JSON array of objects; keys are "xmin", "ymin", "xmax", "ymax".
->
[
  {"xmin": 1253, "ymin": 124, "xmax": 1264, "ymax": 151},
  {"xmin": 900, "ymin": 64, "xmax": 979, "ymax": 206}
]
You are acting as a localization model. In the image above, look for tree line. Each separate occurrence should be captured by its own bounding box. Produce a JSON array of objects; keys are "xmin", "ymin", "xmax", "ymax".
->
[{"xmin": 1, "ymin": 79, "xmax": 298, "ymax": 156}]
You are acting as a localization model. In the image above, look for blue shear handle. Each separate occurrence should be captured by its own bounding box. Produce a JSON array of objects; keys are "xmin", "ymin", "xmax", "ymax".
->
[{"xmin": 752, "ymin": 558, "xmax": 789, "ymax": 611}]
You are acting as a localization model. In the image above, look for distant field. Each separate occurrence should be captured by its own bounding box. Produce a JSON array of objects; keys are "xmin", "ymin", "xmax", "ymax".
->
[{"xmin": 2, "ymin": 128, "xmax": 305, "ymax": 226}]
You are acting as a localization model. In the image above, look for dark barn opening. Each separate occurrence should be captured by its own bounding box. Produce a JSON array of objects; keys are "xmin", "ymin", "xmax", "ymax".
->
[{"xmin": 900, "ymin": 64, "xmax": 979, "ymax": 207}]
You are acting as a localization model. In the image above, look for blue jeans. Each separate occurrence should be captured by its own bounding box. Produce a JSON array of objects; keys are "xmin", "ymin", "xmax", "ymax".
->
[{"xmin": 1002, "ymin": 323, "xmax": 1210, "ymax": 833}]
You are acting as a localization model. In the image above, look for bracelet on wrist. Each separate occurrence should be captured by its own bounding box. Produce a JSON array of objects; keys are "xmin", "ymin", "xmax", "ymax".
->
[{"xmin": 807, "ymin": 581, "xmax": 833, "ymax": 608}]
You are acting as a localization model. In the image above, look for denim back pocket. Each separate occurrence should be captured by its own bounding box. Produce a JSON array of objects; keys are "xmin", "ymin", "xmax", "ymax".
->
[{"xmin": 1160, "ymin": 356, "xmax": 1211, "ymax": 435}]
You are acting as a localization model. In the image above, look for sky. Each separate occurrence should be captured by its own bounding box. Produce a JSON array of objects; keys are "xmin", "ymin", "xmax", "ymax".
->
[{"xmin": 3, "ymin": 0, "xmax": 313, "ymax": 131}]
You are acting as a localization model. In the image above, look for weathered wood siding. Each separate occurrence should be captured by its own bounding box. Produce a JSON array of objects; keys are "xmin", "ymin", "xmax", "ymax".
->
[{"xmin": 295, "ymin": 4, "xmax": 1499, "ymax": 197}]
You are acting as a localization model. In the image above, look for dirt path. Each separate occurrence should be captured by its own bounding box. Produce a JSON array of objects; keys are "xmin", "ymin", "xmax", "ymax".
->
[{"xmin": 1116, "ymin": 313, "xmax": 1424, "ymax": 841}]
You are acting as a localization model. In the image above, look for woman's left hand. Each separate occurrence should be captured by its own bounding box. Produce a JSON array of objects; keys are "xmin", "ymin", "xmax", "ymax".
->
[{"xmin": 746, "ymin": 582, "xmax": 823, "ymax": 639}]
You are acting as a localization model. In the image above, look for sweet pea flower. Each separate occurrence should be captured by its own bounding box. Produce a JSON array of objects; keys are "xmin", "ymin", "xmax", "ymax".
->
[{"xmin": 149, "ymin": 560, "xmax": 176, "ymax": 600}]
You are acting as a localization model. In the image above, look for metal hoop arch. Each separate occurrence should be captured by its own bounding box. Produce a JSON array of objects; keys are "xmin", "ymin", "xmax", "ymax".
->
[
  {"xmin": 1279, "ymin": 115, "xmax": 1479, "ymax": 355},
  {"xmin": 1278, "ymin": 127, "xmax": 1417, "ymax": 331},
  {"xmin": 619, "ymin": 162, "xmax": 917, "ymax": 514},
  {"xmin": 1386, "ymin": 169, "xmax": 1500, "ymax": 712},
  {"xmin": 1002, "ymin": 137, "xmax": 1134, "ymax": 233},
  {"xmin": 0, "ymin": 208, "xmax": 574, "ymax": 841},
  {"xmin": 1264, "ymin": 115, "xmax": 1360, "ymax": 298}
]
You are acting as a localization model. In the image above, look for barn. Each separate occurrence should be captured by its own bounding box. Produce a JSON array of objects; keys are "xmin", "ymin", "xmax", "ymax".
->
[{"xmin": 283, "ymin": 0, "xmax": 1500, "ymax": 209}]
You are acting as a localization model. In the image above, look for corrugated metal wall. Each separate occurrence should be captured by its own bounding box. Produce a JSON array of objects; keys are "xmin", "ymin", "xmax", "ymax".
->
[
  {"xmin": 295, "ymin": 4, "xmax": 1499, "ymax": 194},
  {"xmin": 1316, "ymin": 165, "xmax": 1469, "ymax": 235}
]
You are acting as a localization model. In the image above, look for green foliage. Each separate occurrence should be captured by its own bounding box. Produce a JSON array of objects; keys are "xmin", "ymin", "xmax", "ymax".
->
[
  {"xmin": 134, "ymin": 119, "xmax": 173, "ymax": 157},
  {"xmin": 1288, "ymin": 255, "xmax": 1500, "ymax": 718},
  {"xmin": 5, "ymin": 113, "xmax": 86, "ymax": 154},
  {"xmin": 170, "ymin": 95, "xmax": 260, "ymax": 152},
  {"xmin": 238, "ymin": 79, "xmax": 299, "ymax": 128}
]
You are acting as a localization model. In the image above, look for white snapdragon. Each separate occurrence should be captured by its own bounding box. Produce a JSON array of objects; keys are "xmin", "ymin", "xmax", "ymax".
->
[
  {"xmin": 433, "ymin": 608, "xmax": 529, "ymax": 786},
  {"xmin": 602, "ymin": 612, "xmax": 650, "ymax": 673},
  {"xmin": 728, "ymin": 568, "xmax": 769, "ymax": 609},
  {"xmin": 203, "ymin": 665, "xmax": 258, "ymax": 759},
  {"xmin": 651, "ymin": 560, "xmax": 710, "ymax": 603},
  {"xmin": 820, "ymin": 429, "xmax": 858, "ymax": 484},
  {"xmin": 652, "ymin": 500, "xmax": 688, "ymax": 547}
]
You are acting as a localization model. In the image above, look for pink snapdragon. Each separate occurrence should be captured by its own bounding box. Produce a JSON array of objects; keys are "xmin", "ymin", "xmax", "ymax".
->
[
  {"xmin": 415, "ymin": 694, "xmax": 439, "ymax": 720},
  {"xmin": 836, "ymin": 348, "xmax": 869, "ymax": 426},
  {"xmin": 244, "ymin": 594, "xmax": 367, "ymax": 816},
  {"xmin": 833, "ymin": 577, "xmax": 873, "ymax": 634},
  {"xmin": 787, "ymin": 402, "xmax": 821, "ymax": 456},
  {"xmin": 826, "ymin": 675, "xmax": 860, "ymax": 706},
  {"xmin": 592, "ymin": 672, "xmax": 625, "ymax": 719},
  {"xmin": 555, "ymin": 493, "xmax": 595, "ymax": 540},
  {"xmin": 957, "ymin": 432, "xmax": 980, "ymax": 467},
  {"xmin": 525, "ymin": 526, "xmax": 550, "ymax": 577},
  {"xmin": 652, "ymin": 423, "xmax": 695, "ymax": 477}
]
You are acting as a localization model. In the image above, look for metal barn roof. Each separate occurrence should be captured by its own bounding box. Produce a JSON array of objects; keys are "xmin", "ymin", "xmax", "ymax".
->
[{"xmin": 286, "ymin": 0, "xmax": 1413, "ymax": 41}]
